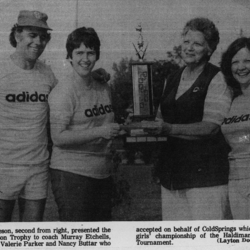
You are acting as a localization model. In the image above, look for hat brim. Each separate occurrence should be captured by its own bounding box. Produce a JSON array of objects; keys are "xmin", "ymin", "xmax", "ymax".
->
[{"xmin": 17, "ymin": 23, "xmax": 52, "ymax": 31}]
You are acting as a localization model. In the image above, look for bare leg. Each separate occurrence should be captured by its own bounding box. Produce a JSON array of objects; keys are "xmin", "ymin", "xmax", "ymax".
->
[{"xmin": 18, "ymin": 198, "xmax": 46, "ymax": 222}]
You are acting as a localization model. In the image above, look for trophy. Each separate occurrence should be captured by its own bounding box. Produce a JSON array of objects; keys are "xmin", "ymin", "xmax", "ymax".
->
[
  {"xmin": 131, "ymin": 24, "xmax": 154, "ymax": 120},
  {"xmin": 123, "ymin": 24, "xmax": 167, "ymax": 143}
]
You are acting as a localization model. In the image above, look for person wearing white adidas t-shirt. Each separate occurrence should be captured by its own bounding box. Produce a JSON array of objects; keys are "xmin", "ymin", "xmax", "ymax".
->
[
  {"xmin": 0, "ymin": 10, "xmax": 56, "ymax": 222},
  {"xmin": 221, "ymin": 37, "xmax": 250, "ymax": 219},
  {"xmin": 49, "ymin": 27, "xmax": 120, "ymax": 221}
]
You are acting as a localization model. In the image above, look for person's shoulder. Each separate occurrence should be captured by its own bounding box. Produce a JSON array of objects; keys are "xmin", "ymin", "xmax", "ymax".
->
[
  {"xmin": 205, "ymin": 62, "xmax": 224, "ymax": 83},
  {"xmin": 36, "ymin": 60, "xmax": 57, "ymax": 78},
  {"xmin": 35, "ymin": 60, "xmax": 57, "ymax": 85},
  {"xmin": 50, "ymin": 73, "xmax": 74, "ymax": 97},
  {"xmin": 36, "ymin": 59, "xmax": 53, "ymax": 72},
  {"xmin": 212, "ymin": 70, "xmax": 226, "ymax": 84},
  {"xmin": 207, "ymin": 62, "xmax": 219, "ymax": 70},
  {"xmin": 207, "ymin": 69, "xmax": 233, "ymax": 100}
]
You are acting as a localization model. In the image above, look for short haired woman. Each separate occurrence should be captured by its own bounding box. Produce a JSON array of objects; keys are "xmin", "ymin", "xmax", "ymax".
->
[
  {"xmin": 49, "ymin": 27, "xmax": 120, "ymax": 221},
  {"xmin": 142, "ymin": 17, "xmax": 232, "ymax": 220}
]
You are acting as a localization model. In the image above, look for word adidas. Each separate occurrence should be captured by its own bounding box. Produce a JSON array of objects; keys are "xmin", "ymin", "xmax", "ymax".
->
[
  {"xmin": 85, "ymin": 104, "xmax": 113, "ymax": 117},
  {"xmin": 6, "ymin": 92, "xmax": 48, "ymax": 102},
  {"xmin": 222, "ymin": 114, "xmax": 250, "ymax": 125}
]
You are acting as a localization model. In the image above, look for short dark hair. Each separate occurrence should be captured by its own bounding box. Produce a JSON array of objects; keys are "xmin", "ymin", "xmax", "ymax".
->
[
  {"xmin": 182, "ymin": 17, "xmax": 220, "ymax": 55},
  {"xmin": 66, "ymin": 27, "xmax": 100, "ymax": 60},
  {"xmin": 9, "ymin": 24, "xmax": 51, "ymax": 48},
  {"xmin": 221, "ymin": 37, "xmax": 250, "ymax": 98}
]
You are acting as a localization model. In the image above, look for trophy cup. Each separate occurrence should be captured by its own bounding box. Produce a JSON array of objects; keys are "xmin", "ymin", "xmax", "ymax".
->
[
  {"xmin": 131, "ymin": 24, "xmax": 154, "ymax": 120},
  {"xmin": 123, "ymin": 24, "xmax": 167, "ymax": 143}
]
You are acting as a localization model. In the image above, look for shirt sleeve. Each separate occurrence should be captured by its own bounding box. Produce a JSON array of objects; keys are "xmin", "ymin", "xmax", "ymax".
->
[
  {"xmin": 49, "ymin": 68, "xmax": 58, "ymax": 89},
  {"xmin": 48, "ymin": 82, "xmax": 75, "ymax": 126},
  {"xmin": 37, "ymin": 60, "xmax": 58, "ymax": 89},
  {"xmin": 202, "ymin": 71, "xmax": 232, "ymax": 125}
]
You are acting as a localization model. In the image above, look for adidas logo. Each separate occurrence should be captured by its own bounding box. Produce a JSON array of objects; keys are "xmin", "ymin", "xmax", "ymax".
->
[
  {"xmin": 222, "ymin": 114, "xmax": 250, "ymax": 125},
  {"xmin": 85, "ymin": 104, "xmax": 113, "ymax": 117},
  {"xmin": 5, "ymin": 91, "xmax": 48, "ymax": 102}
]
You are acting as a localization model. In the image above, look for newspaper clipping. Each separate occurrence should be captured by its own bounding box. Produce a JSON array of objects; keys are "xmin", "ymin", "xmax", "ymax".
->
[{"xmin": 0, "ymin": 0, "xmax": 250, "ymax": 249}]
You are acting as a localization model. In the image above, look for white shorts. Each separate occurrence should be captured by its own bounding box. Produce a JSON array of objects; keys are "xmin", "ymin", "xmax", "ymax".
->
[
  {"xmin": 229, "ymin": 179, "xmax": 250, "ymax": 219},
  {"xmin": 0, "ymin": 163, "xmax": 49, "ymax": 200},
  {"xmin": 161, "ymin": 184, "xmax": 229, "ymax": 220}
]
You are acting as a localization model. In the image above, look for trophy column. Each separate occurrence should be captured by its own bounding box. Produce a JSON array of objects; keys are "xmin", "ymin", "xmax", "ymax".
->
[{"xmin": 131, "ymin": 62, "xmax": 154, "ymax": 120}]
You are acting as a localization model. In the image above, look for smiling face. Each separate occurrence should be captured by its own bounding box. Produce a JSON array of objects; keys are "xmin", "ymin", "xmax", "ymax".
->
[
  {"xmin": 231, "ymin": 47, "xmax": 250, "ymax": 89},
  {"xmin": 181, "ymin": 30, "xmax": 211, "ymax": 66},
  {"xmin": 71, "ymin": 43, "xmax": 97, "ymax": 79},
  {"xmin": 15, "ymin": 27, "xmax": 49, "ymax": 62}
]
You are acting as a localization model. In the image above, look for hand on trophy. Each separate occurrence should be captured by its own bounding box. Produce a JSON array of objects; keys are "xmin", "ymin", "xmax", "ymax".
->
[
  {"xmin": 97, "ymin": 123, "xmax": 121, "ymax": 139},
  {"xmin": 124, "ymin": 107, "xmax": 134, "ymax": 125},
  {"xmin": 141, "ymin": 120, "xmax": 172, "ymax": 135}
]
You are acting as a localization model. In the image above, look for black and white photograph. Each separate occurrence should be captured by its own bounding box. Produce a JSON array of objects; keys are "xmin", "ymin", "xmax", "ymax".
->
[{"xmin": 0, "ymin": 0, "xmax": 249, "ymax": 249}]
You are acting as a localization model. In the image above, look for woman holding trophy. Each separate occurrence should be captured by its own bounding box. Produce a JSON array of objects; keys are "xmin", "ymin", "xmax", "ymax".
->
[
  {"xmin": 48, "ymin": 27, "xmax": 120, "ymax": 221},
  {"xmin": 142, "ymin": 17, "xmax": 232, "ymax": 220}
]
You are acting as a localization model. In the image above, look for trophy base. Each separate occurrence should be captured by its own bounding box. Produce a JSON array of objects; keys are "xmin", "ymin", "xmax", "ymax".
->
[
  {"xmin": 125, "ymin": 135, "xmax": 167, "ymax": 143},
  {"xmin": 120, "ymin": 123, "xmax": 167, "ymax": 143},
  {"xmin": 131, "ymin": 115, "xmax": 155, "ymax": 122}
]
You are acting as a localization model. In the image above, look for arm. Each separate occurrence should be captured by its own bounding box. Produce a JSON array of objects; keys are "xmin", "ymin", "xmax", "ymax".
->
[
  {"xmin": 169, "ymin": 72, "xmax": 231, "ymax": 139},
  {"xmin": 50, "ymin": 122, "xmax": 120, "ymax": 147},
  {"xmin": 49, "ymin": 82, "xmax": 120, "ymax": 148},
  {"xmin": 152, "ymin": 105, "xmax": 219, "ymax": 139},
  {"xmin": 143, "ymin": 118, "xmax": 219, "ymax": 140},
  {"xmin": 168, "ymin": 121, "xmax": 219, "ymax": 139},
  {"xmin": 143, "ymin": 72, "xmax": 232, "ymax": 140}
]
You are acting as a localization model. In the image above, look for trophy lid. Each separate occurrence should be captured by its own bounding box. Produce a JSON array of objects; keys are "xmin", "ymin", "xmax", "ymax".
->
[{"xmin": 132, "ymin": 24, "xmax": 148, "ymax": 61}]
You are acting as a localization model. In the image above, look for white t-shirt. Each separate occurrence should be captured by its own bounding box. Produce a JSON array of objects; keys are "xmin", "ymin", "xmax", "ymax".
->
[
  {"xmin": 221, "ymin": 94, "xmax": 250, "ymax": 160},
  {"xmin": 49, "ymin": 72, "xmax": 114, "ymax": 179},
  {"xmin": 221, "ymin": 94, "xmax": 250, "ymax": 179},
  {"xmin": 0, "ymin": 56, "xmax": 57, "ymax": 165}
]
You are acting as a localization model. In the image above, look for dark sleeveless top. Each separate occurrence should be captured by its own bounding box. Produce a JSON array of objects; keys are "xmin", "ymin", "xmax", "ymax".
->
[{"xmin": 158, "ymin": 63, "xmax": 230, "ymax": 190}]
